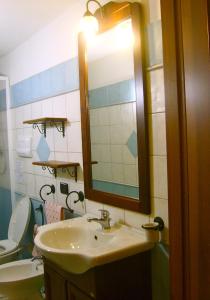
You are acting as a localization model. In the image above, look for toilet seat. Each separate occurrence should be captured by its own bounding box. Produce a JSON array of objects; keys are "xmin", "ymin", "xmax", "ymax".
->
[
  {"xmin": 0, "ymin": 197, "xmax": 31, "ymax": 258},
  {"xmin": 0, "ymin": 240, "xmax": 18, "ymax": 256}
]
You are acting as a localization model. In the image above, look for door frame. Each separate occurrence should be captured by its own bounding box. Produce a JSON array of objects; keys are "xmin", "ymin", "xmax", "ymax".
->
[{"xmin": 160, "ymin": 0, "xmax": 210, "ymax": 299}]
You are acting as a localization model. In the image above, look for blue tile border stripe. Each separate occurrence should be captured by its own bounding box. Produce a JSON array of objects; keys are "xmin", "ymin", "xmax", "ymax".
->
[
  {"xmin": 10, "ymin": 57, "xmax": 79, "ymax": 108},
  {"xmin": 89, "ymin": 78, "xmax": 136, "ymax": 109},
  {"xmin": 92, "ymin": 179, "xmax": 139, "ymax": 199}
]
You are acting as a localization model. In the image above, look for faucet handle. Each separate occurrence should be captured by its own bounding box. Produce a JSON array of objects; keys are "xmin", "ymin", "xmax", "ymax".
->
[{"xmin": 99, "ymin": 209, "xmax": 110, "ymax": 219}]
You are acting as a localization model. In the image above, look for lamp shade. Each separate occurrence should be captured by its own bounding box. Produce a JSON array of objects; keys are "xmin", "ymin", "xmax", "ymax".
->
[{"xmin": 79, "ymin": 13, "xmax": 99, "ymax": 36}]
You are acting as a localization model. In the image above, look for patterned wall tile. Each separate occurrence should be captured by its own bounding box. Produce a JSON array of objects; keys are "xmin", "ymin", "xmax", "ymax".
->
[{"xmin": 36, "ymin": 136, "xmax": 50, "ymax": 161}]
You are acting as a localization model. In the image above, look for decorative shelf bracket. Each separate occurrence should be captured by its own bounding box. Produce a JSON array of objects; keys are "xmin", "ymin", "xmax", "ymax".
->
[
  {"xmin": 51, "ymin": 121, "xmax": 65, "ymax": 137},
  {"xmin": 32, "ymin": 161, "xmax": 80, "ymax": 181},
  {"xmin": 65, "ymin": 166, "xmax": 78, "ymax": 182},
  {"xmin": 33, "ymin": 123, "xmax": 46, "ymax": 137},
  {"xmin": 23, "ymin": 117, "xmax": 67, "ymax": 138},
  {"xmin": 42, "ymin": 166, "xmax": 57, "ymax": 177}
]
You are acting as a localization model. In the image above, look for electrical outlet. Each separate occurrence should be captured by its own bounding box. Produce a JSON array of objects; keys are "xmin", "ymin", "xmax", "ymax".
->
[{"xmin": 60, "ymin": 182, "xmax": 69, "ymax": 195}]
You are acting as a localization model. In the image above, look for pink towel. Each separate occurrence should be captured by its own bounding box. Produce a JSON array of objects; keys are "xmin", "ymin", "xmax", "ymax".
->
[{"xmin": 45, "ymin": 200, "xmax": 63, "ymax": 224}]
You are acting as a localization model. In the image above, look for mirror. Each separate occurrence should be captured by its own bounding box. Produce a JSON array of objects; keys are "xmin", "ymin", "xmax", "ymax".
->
[{"xmin": 79, "ymin": 2, "xmax": 150, "ymax": 213}]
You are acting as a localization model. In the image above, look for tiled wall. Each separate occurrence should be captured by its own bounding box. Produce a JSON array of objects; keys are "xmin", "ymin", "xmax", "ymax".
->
[{"xmin": 0, "ymin": 0, "xmax": 168, "ymax": 243}]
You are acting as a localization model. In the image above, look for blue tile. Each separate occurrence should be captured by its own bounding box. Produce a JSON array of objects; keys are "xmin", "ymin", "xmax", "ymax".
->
[
  {"xmin": 40, "ymin": 69, "xmax": 52, "ymax": 98},
  {"xmin": 127, "ymin": 130, "xmax": 138, "ymax": 158},
  {"xmin": 10, "ymin": 57, "xmax": 80, "ymax": 108},
  {"xmin": 31, "ymin": 74, "xmax": 42, "ymax": 100},
  {"xmin": 108, "ymin": 82, "xmax": 121, "ymax": 105},
  {"xmin": 36, "ymin": 136, "xmax": 50, "ymax": 161},
  {"xmin": 92, "ymin": 180, "xmax": 139, "ymax": 199},
  {"xmin": 89, "ymin": 86, "xmax": 108, "ymax": 108},
  {"xmin": 129, "ymin": 79, "xmax": 136, "ymax": 101},
  {"xmin": 51, "ymin": 63, "xmax": 65, "ymax": 94},
  {"xmin": 64, "ymin": 58, "xmax": 79, "ymax": 91}
]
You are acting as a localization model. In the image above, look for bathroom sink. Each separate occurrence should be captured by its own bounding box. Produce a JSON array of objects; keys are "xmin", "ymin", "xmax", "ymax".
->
[{"xmin": 35, "ymin": 216, "xmax": 154, "ymax": 274}]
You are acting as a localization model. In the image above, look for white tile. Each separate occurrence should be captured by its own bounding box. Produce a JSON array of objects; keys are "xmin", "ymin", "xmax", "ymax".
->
[
  {"xmin": 124, "ymin": 164, "xmax": 138, "ymax": 186},
  {"xmin": 66, "ymin": 91, "xmax": 81, "ymax": 122},
  {"xmin": 32, "ymin": 125, "xmax": 41, "ymax": 151},
  {"xmin": 149, "ymin": 112, "xmax": 167, "ymax": 155},
  {"xmin": 98, "ymin": 107, "xmax": 110, "ymax": 126},
  {"xmin": 122, "ymin": 145, "xmax": 136, "ymax": 164},
  {"xmin": 24, "ymin": 155, "xmax": 34, "ymax": 174},
  {"xmin": 92, "ymin": 164, "xmax": 101, "ymax": 180},
  {"xmin": 68, "ymin": 152, "xmax": 83, "ymax": 181},
  {"xmin": 100, "ymin": 145, "xmax": 111, "ymax": 162},
  {"xmin": 15, "ymin": 107, "xmax": 24, "ymax": 128},
  {"xmin": 23, "ymin": 104, "xmax": 32, "ymax": 123},
  {"xmin": 45, "ymin": 126, "xmax": 54, "ymax": 151},
  {"xmin": 99, "ymin": 163, "xmax": 112, "ymax": 181},
  {"xmin": 89, "ymin": 109, "xmax": 99, "ymax": 126},
  {"xmin": 110, "ymin": 125, "xmax": 123, "ymax": 145},
  {"xmin": 109, "ymin": 105, "xmax": 122, "ymax": 125},
  {"xmin": 52, "ymin": 94, "xmax": 67, "ymax": 118},
  {"xmin": 42, "ymin": 98, "xmax": 53, "ymax": 117},
  {"xmin": 10, "ymin": 109, "xmax": 16, "ymax": 130},
  {"xmin": 149, "ymin": 68, "xmax": 165, "ymax": 113},
  {"xmin": 54, "ymin": 127, "xmax": 67, "ymax": 152},
  {"xmin": 67, "ymin": 123, "xmax": 82, "ymax": 153},
  {"xmin": 149, "ymin": 0, "xmax": 161, "ymax": 22},
  {"xmin": 85, "ymin": 199, "xmax": 103, "ymax": 216},
  {"xmin": 91, "ymin": 145, "xmax": 100, "ymax": 161},
  {"xmin": 124, "ymin": 210, "xmax": 150, "ymax": 230},
  {"xmin": 92, "ymin": 126, "xmax": 110, "ymax": 144},
  {"xmin": 31, "ymin": 101, "xmax": 42, "ymax": 119},
  {"xmin": 111, "ymin": 163, "xmax": 124, "ymax": 183},
  {"xmin": 121, "ymin": 103, "xmax": 134, "ymax": 125},
  {"xmin": 111, "ymin": 145, "xmax": 123, "ymax": 163},
  {"xmin": 150, "ymin": 156, "xmax": 168, "ymax": 199},
  {"xmin": 55, "ymin": 152, "xmax": 68, "ymax": 161},
  {"xmin": 25, "ymin": 173, "xmax": 36, "ymax": 198}
]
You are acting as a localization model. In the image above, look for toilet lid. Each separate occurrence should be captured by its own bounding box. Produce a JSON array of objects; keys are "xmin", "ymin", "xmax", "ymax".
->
[{"xmin": 8, "ymin": 197, "xmax": 31, "ymax": 245}]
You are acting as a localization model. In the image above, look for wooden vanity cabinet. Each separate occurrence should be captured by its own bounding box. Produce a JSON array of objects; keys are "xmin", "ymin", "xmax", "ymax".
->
[{"xmin": 44, "ymin": 251, "xmax": 152, "ymax": 300}]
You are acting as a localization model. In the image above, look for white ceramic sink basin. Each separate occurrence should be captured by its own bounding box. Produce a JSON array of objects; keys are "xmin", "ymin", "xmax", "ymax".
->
[{"xmin": 35, "ymin": 216, "xmax": 154, "ymax": 274}]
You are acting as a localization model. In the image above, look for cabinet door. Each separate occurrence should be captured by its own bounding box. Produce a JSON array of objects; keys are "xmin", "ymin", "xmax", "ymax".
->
[
  {"xmin": 67, "ymin": 283, "xmax": 93, "ymax": 300},
  {"xmin": 44, "ymin": 265, "xmax": 67, "ymax": 300}
]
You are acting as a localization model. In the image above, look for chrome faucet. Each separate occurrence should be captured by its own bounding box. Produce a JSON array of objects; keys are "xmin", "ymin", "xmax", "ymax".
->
[{"xmin": 87, "ymin": 209, "xmax": 111, "ymax": 230}]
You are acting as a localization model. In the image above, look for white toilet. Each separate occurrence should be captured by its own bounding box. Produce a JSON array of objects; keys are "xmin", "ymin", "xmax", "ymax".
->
[
  {"xmin": 0, "ymin": 197, "xmax": 31, "ymax": 265},
  {"xmin": 0, "ymin": 258, "xmax": 44, "ymax": 300},
  {"xmin": 0, "ymin": 197, "xmax": 44, "ymax": 299}
]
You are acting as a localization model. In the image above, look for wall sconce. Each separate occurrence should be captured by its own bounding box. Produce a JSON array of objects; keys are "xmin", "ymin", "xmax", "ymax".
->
[{"xmin": 80, "ymin": 0, "xmax": 103, "ymax": 36}]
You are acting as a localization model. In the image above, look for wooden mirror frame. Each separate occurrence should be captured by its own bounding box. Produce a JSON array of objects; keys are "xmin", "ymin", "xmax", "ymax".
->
[{"xmin": 78, "ymin": 1, "xmax": 150, "ymax": 213}]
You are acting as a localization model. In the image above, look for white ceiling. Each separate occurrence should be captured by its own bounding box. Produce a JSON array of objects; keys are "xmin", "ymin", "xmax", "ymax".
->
[{"xmin": 0, "ymin": 0, "xmax": 74, "ymax": 57}]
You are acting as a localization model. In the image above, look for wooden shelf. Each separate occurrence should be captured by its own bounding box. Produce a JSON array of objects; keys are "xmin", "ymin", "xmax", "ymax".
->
[
  {"xmin": 23, "ymin": 117, "xmax": 68, "ymax": 138},
  {"xmin": 32, "ymin": 160, "xmax": 80, "ymax": 181}
]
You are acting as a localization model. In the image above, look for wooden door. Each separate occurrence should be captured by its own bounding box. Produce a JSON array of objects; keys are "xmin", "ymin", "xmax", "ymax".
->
[{"xmin": 161, "ymin": 0, "xmax": 210, "ymax": 299}]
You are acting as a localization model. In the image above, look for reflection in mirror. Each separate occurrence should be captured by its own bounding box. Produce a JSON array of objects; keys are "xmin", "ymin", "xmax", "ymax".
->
[
  {"xmin": 79, "ymin": 2, "xmax": 150, "ymax": 213},
  {"xmin": 87, "ymin": 19, "xmax": 139, "ymax": 200}
]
